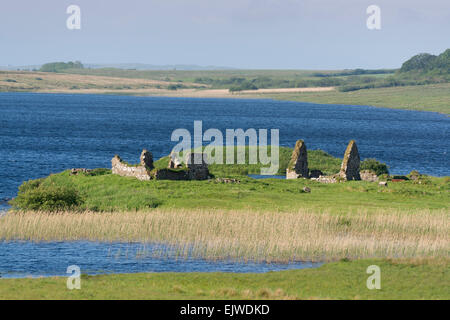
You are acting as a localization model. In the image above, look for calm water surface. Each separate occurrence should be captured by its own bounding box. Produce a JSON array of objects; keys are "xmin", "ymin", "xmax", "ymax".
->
[{"xmin": 0, "ymin": 241, "xmax": 321, "ymax": 278}]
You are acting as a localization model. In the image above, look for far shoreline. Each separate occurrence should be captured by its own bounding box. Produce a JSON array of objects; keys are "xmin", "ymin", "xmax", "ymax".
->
[{"xmin": 2, "ymin": 84, "xmax": 449, "ymax": 115}]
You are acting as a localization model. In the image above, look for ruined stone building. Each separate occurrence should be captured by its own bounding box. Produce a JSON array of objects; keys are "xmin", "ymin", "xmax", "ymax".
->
[
  {"xmin": 286, "ymin": 139, "xmax": 362, "ymax": 182},
  {"xmin": 112, "ymin": 149, "xmax": 210, "ymax": 181}
]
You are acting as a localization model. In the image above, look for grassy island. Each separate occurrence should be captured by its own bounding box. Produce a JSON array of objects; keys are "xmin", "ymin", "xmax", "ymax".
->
[{"xmin": 1, "ymin": 147, "xmax": 449, "ymax": 300}]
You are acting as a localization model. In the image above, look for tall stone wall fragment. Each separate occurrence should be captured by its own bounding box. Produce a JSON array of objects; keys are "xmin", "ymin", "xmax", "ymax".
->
[
  {"xmin": 339, "ymin": 140, "xmax": 361, "ymax": 181},
  {"xmin": 286, "ymin": 140, "xmax": 308, "ymax": 179},
  {"xmin": 140, "ymin": 149, "xmax": 154, "ymax": 169}
]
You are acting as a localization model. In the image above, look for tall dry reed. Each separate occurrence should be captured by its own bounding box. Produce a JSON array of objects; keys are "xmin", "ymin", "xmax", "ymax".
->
[{"xmin": 0, "ymin": 209, "xmax": 448, "ymax": 262}]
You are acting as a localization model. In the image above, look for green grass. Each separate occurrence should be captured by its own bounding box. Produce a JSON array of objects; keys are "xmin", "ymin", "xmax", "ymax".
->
[
  {"xmin": 250, "ymin": 83, "xmax": 450, "ymax": 114},
  {"xmin": 154, "ymin": 147, "xmax": 341, "ymax": 176},
  {"xmin": 10, "ymin": 166, "xmax": 449, "ymax": 213},
  {"xmin": 0, "ymin": 259, "xmax": 447, "ymax": 300},
  {"xmin": 60, "ymin": 68, "xmax": 333, "ymax": 85}
]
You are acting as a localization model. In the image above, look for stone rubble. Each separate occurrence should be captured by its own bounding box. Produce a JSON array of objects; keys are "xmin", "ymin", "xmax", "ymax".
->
[
  {"xmin": 360, "ymin": 170, "xmax": 378, "ymax": 182},
  {"xmin": 309, "ymin": 169, "xmax": 323, "ymax": 179},
  {"xmin": 311, "ymin": 175, "xmax": 338, "ymax": 184},
  {"xmin": 215, "ymin": 178, "xmax": 241, "ymax": 184},
  {"xmin": 70, "ymin": 168, "xmax": 93, "ymax": 176}
]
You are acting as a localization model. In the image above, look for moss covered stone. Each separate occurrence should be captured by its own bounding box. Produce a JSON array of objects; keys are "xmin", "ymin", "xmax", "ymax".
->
[
  {"xmin": 339, "ymin": 140, "xmax": 361, "ymax": 181},
  {"xmin": 286, "ymin": 140, "xmax": 308, "ymax": 179}
]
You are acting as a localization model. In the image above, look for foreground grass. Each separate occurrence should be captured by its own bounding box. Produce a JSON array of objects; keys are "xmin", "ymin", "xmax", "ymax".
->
[
  {"xmin": 0, "ymin": 259, "xmax": 448, "ymax": 300},
  {"xmin": 1, "ymin": 209, "xmax": 448, "ymax": 262}
]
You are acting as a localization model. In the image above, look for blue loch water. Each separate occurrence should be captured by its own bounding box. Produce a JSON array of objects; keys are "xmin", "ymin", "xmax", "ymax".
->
[
  {"xmin": 0, "ymin": 92, "xmax": 448, "ymax": 276},
  {"xmin": 0, "ymin": 92, "xmax": 448, "ymax": 206},
  {"xmin": 0, "ymin": 241, "xmax": 321, "ymax": 278}
]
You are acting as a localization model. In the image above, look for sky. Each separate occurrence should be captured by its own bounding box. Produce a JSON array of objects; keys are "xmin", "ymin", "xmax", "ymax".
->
[{"xmin": 1, "ymin": 0, "xmax": 449, "ymax": 69}]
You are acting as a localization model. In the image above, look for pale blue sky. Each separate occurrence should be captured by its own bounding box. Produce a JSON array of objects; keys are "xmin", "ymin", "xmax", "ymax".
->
[{"xmin": 1, "ymin": 0, "xmax": 449, "ymax": 69}]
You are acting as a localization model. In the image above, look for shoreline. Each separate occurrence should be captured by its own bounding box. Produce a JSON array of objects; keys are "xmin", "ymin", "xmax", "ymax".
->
[
  {"xmin": 1, "ymin": 85, "xmax": 449, "ymax": 115},
  {"xmin": 0, "ymin": 86, "xmax": 335, "ymax": 99},
  {"xmin": 1, "ymin": 69, "xmax": 448, "ymax": 114},
  {"xmin": 1, "ymin": 258, "xmax": 448, "ymax": 300}
]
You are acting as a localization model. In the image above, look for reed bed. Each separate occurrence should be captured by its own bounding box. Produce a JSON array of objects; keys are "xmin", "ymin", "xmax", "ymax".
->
[{"xmin": 0, "ymin": 209, "xmax": 448, "ymax": 262}]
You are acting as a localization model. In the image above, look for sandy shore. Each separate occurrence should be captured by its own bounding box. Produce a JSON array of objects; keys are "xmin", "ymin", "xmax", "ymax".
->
[{"xmin": 41, "ymin": 86, "xmax": 336, "ymax": 98}]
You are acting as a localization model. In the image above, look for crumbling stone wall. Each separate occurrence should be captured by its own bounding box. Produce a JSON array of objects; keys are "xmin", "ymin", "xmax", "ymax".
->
[
  {"xmin": 185, "ymin": 153, "xmax": 210, "ymax": 180},
  {"xmin": 152, "ymin": 169, "xmax": 189, "ymax": 180},
  {"xmin": 286, "ymin": 140, "xmax": 309, "ymax": 179},
  {"xmin": 111, "ymin": 150, "xmax": 210, "ymax": 181},
  {"xmin": 111, "ymin": 154, "xmax": 152, "ymax": 181},
  {"xmin": 339, "ymin": 140, "xmax": 361, "ymax": 181}
]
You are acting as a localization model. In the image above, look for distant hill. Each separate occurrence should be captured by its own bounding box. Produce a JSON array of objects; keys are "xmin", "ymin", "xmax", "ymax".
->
[
  {"xmin": 399, "ymin": 49, "xmax": 450, "ymax": 77},
  {"xmin": 338, "ymin": 49, "xmax": 449, "ymax": 92},
  {"xmin": 40, "ymin": 61, "xmax": 84, "ymax": 73}
]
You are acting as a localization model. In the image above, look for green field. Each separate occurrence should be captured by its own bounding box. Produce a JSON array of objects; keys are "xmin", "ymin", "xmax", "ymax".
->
[
  {"xmin": 50, "ymin": 49, "xmax": 450, "ymax": 114},
  {"xmin": 0, "ymin": 259, "xmax": 448, "ymax": 300},
  {"xmin": 60, "ymin": 68, "xmax": 327, "ymax": 84},
  {"xmin": 247, "ymin": 83, "xmax": 450, "ymax": 114}
]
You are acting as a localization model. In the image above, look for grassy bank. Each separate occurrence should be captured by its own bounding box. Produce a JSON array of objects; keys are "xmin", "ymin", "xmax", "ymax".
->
[
  {"xmin": 0, "ymin": 259, "xmax": 448, "ymax": 300},
  {"xmin": 9, "ymin": 168, "xmax": 449, "ymax": 213},
  {"xmin": 0, "ymin": 70, "xmax": 203, "ymax": 92},
  {"xmin": 244, "ymin": 83, "xmax": 450, "ymax": 114},
  {"xmin": 1, "ymin": 209, "xmax": 448, "ymax": 262}
]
